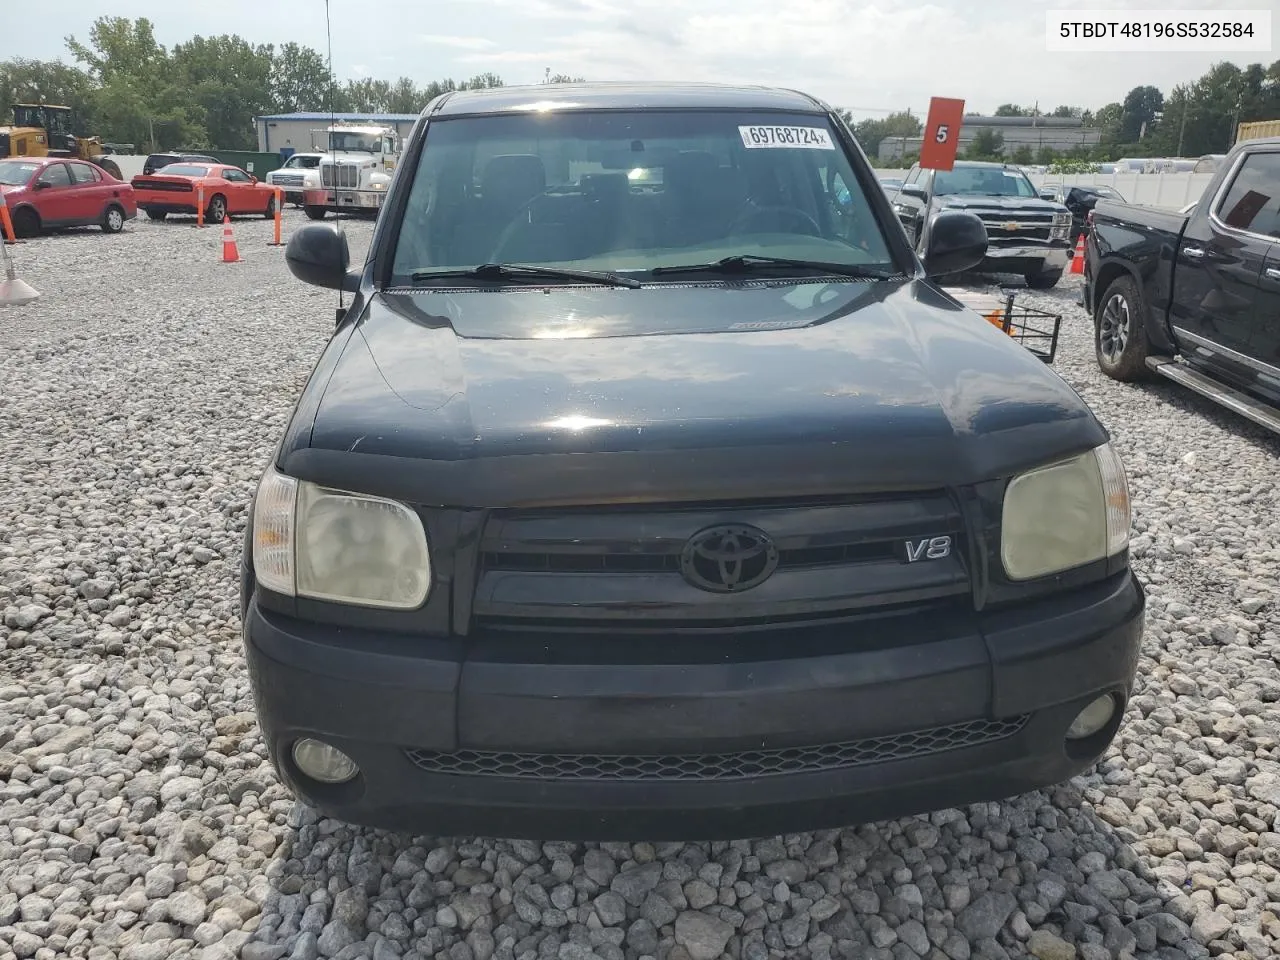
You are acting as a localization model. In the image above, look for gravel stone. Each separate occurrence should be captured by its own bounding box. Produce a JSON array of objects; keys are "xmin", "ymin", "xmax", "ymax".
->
[
  {"xmin": 1027, "ymin": 930, "xmax": 1076, "ymax": 960},
  {"xmin": 673, "ymin": 911, "xmax": 734, "ymax": 960},
  {"xmin": 955, "ymin": 892, "xmax": 1016, "ymax": 940}
]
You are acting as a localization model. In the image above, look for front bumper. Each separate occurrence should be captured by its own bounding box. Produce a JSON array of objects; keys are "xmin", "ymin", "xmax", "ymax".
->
[
  {"xmin": 979, "ymin": 243, "xmax": 1071, "ymax": 277},
  {"xmin": 243, "ymin": 570, "xmax": 1144, "ymax": 840},
  {"xmin": 303, "ymin": 187, "xmax": 385, "ymax": 210}
]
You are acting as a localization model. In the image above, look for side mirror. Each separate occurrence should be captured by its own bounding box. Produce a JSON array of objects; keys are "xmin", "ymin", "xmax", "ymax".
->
[
  {"xmin": 34, "ymin": 181, "xmax": 51, "ymax": 190},
  {"xmin": 923, "ymin": 210, "xmax": 988, "ymax": 278},
  {"xmin": 250, "ymin": 175, "xmax": 258, "ymax": 184},
  {"xmin": 1038, "ymin": 188, "xmax": 1056, "ymax": 201},
  {"xmin": 286, "ymin": 223, "xmax": 355, "ymax": 290},
  {"xmin": 898, "ymin": 184, "xmax": 928, "ymax": 203}
]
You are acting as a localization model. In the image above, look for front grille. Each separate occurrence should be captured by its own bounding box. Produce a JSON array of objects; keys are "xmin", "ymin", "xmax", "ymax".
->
[
  {"xmin": 485, "ymin": 540, "xmax": 895, "ymax": 574},
  {"xmin": 133, "ymin": 179, "xmax": 193, "ymax": 193},
  {"xmin": 977, "ymin": 213, "xmax": 1053, "ymax": 244},
  {"xmin": 273, "ymin": 173, "xmax": 305, "ymax": 187},
  {"xmin": 473, "ymin": 495, "xmax": 971, "ymax": 626},
  {"xmin": 404, "ymin": 716, "xmax": 1029, "ymax": 781},
  {"xmin": 320, "ymin": 163, "xmax": 358, "ymax": 188}
]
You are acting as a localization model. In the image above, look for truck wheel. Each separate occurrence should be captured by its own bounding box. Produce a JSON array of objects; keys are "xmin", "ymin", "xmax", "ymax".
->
[
  {"xmin": 1025, "ymin": 269, "xmax": 1063, "ymax": 290},
  {"xmin": 1095, "ymin": 275, "xmax": 1152, "ymax": 382},
  {"xmin": 94, "ymin": 158, "xmax": 124, "ymax": 181},
  {"xmin": 304, "ymin": 205, "xmax": 328, "ymax": 221}
]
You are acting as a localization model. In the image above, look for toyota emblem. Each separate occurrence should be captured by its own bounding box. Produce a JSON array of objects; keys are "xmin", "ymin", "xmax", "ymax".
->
[{"xmin": 679, "ymin": 524, "xmax": 779, "ymax": 593}]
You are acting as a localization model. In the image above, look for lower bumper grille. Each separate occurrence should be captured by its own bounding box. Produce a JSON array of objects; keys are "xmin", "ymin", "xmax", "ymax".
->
[{"xmin": 404, "ymin": 716, "xmax": 1029, "ymax": 782}]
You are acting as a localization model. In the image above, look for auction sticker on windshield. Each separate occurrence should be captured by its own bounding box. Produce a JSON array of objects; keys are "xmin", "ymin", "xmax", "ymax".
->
[{"xmin": 739, "ymin": 126, "xmax": 834, "ymax": 149}]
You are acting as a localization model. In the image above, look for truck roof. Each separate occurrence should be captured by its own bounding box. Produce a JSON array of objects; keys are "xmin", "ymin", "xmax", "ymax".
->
[
  {"xmin": 431, "ymin": 81, "xmax": 826, "ymax": 118},
  {"xmin": 323, "ymin": 124, "xmax": 394, "ymax": 135}
]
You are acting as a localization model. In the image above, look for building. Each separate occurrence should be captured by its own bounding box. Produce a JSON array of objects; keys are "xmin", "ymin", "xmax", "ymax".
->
[
  {"xmin": 255, "ymin": 112, "xmax": 421, "ymax": 155},
  {"xmin": 877, "ymin": 115, "xmax": 1102, "ymax": 161}
]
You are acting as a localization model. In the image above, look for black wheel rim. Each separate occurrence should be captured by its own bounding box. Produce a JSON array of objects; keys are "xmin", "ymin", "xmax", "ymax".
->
[{"xmin": 1099, "ymin": 293, "xmax": 1130, "ymax": 364}]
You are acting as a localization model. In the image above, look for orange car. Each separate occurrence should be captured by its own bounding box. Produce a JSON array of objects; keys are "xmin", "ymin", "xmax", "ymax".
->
[{"xmin": 131, "ymin": 162, "xmax": 278, "ymax": 222}]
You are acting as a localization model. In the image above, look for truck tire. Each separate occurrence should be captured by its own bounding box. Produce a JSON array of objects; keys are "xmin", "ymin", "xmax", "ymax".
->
[
  {"xmin": 1025, "ymin": 269, "xmax": 1063, "ymax": 290},
  {"xmin": 94, "ymin": 158, "xmax": 124, "ymax": 181},
  {"xmin": 304, "ymin": 205, "xmax": 328, "ymax": 221},
  {"xmin": 1095, "ymin": 275, "xmax": 1152, "ymax": 382}
]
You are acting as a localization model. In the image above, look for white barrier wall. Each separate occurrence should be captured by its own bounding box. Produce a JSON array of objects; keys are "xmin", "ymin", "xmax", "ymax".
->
[{"xmin": 871, "ymin": 168, "xmax": 1216, "ymax": 211}]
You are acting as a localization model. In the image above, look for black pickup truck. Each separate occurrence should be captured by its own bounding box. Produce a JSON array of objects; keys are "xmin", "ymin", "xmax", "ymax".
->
[
  {"xmin": 892, "ymin": 160, "xmax": 1075, "ymax": 288},
  {"xmin": 242, "ymin": 81, "xmax": 1144, "ymax": 840},
  {"xmin": 1085, "ymin": 136, "xmax": 1280, "ymax": 435}
]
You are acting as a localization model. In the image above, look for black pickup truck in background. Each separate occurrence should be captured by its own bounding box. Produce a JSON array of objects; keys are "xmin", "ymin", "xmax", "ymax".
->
[
  {"xmin": 892, "ymin": 160, "xmax": 1075, "ymax": 288},
  {"xmin": 1085, "ymin": 136, "xmax": 1280, "ymax": 435}
]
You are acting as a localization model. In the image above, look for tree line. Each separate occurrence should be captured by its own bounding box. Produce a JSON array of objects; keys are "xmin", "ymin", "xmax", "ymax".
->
[
  {"xmin": 0, "ymin": 17, "xmax": 581, "ymax": 152},
  {"xmin": 2, "ymin": 17, "xmax": 1278, "ymax": 162}
]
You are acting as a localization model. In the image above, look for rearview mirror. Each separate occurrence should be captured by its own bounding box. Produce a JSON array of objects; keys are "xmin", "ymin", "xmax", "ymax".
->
[
  {"xmin": 286, "ymin": 223, "xmax": 355, "ymax": 290},
  {"xmin": 923, "ymin": 210, "xmax": 987, "ymax": 278},
  {"xmin": 898, "ymin": 184, "xmax": 927, "ymax": 203}
]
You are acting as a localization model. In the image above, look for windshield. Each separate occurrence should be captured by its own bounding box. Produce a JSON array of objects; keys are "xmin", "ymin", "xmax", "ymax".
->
[
  {"xmin": 0, "ymin": 160, "xmax": 40, "ymax": 185},
  {"xmin": 934, "ymin": 166, "xmax": 1037, "ymax": 198},
  {"xmin": 391, "ymin": 109, "xmax": 895, "ymax": 282},
  {"xmin": 155, "ymin": 164, "xmax": 210, "ymax": 177},
  {"xmin": 328, "ymin": 132, "xmax": 380, "ymax": 153},
  {"xmin": 285, "ymin": 155, "xmax": 321, "ymax": 169}
]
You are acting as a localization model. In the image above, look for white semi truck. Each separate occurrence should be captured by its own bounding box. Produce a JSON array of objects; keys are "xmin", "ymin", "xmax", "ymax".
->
[{"xmin": 301, "ymin": 124, "xmax": 401, "ymax": 219}]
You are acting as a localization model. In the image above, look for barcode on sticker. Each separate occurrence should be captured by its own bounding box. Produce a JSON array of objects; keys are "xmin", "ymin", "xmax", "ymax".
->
[{"xmin": 739, "ymin": 125, "xmax": 834, "ymax": 150}]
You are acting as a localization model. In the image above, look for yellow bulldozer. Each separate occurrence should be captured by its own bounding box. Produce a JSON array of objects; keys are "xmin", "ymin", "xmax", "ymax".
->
[{"xmin": 0, "ymin": 103, "xmax": 125, "ymax": 181}]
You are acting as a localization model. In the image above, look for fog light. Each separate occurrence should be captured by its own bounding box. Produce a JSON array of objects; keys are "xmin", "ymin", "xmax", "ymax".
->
[
  {"xmin": 1066, "ymin": 695, "xmax": 1117, "ymax": 740},
  {"xmin": 292, "ymin": 738, "xmax": 359, "ymax": 784}
]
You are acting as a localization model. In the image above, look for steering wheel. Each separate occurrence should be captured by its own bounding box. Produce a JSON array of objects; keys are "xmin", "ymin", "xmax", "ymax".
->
[{"xmin": 728, "ymin": 203, "xmax": 822, "ymax": 238}]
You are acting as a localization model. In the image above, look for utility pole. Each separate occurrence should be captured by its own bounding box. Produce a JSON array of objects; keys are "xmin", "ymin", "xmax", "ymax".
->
[{"xmin": 1230, "ymin": 90, "xmax": 1243, "ymax": 149}]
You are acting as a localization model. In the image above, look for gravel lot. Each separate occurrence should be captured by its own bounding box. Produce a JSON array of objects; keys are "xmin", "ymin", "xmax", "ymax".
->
[{"xmin": 1, "ymin": 215, "xmax": 1279, "ymax": 960}]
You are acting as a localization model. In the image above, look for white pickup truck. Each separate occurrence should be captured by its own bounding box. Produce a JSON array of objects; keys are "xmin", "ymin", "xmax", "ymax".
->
[
  {"xmin": 301, "ymin": 124, "xmax": 399, "ymax": 219},
  {"xmin": 265, "ymin": 152, "xmax": 325, "ymax": 206}
]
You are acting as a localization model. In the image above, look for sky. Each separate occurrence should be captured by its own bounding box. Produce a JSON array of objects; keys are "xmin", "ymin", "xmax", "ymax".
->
[{"xmin": 7, "ymin": 0, "xmax": 1278, "ymax": 122}]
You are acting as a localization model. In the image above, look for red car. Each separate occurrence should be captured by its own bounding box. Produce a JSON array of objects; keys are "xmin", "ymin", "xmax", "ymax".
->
[
  {"xmin": 0, "ymin": 157, "xmax": 137, "ymax": 237},
  {"xmin": 131, "ymin": 163, "xmax": 278, "ymax": 223}
]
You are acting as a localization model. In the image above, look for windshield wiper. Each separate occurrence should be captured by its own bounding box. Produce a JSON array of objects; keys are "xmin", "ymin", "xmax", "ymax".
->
[
  {"xmin": 411, "ymin": 262, "xmax": 641, "ymax": 289},
  {"xmin": 650, "ymin": 254, "xmax": 892, "ymax": 279}
]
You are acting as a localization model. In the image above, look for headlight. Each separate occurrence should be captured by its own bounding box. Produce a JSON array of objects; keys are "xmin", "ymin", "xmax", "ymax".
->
[
  {"xmin": 1051, "ymin": 225, "xmax": 1070, "ymax": 240},
  {"xmin": 251, "ymin": 464, "xmax": 431, "ymax": 608},
  {"xmin": 893, "ymin": 203, "xmax": 912, "ymax": 215},
  {"xmin": 1000, "ymin": 443, "xmax": 1130, "ymax": 581},
  {"xmin": 1053, "ymin": 212, "xmax": 1071, "ymax": 226}
]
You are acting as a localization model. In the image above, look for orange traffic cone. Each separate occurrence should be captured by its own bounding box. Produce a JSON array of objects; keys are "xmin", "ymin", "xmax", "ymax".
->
[
  {"xmin": 221, "ymin": 216, "xmax": 240, "ymax": 263},
  {"xmin": 1070, "ymin": 234, "xmax": 1086, "ymax": 275}
]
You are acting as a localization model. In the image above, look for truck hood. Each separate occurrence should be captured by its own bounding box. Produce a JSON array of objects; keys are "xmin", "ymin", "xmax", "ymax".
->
[{"xmin": 283, "ymin": 278, "xmax": 1105, "ymax": 507}]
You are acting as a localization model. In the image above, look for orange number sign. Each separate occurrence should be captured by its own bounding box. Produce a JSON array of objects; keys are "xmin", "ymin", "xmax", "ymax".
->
[{"xmin": 919, "ymin": 97, "xmax": 966, "ymax": 171}]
